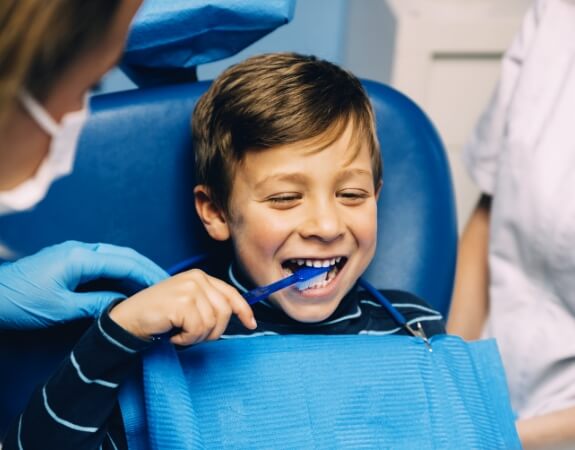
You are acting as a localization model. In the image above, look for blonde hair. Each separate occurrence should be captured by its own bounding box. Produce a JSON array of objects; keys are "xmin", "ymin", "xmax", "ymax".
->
[{"xmin": 0, "ymin": 0, "xmax": 120, "ymax": 126}]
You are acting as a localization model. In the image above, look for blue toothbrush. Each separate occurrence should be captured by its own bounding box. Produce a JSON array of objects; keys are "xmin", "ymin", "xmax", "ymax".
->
[
  {"xmin": 244, "ymin": 266, "xmax": 331, "ymax": 305},
  {"xmin": 152, "ymin": 265, "xmax": 332, "ymax": 341}
]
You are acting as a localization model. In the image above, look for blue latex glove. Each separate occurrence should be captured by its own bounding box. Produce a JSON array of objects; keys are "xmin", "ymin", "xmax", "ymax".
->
[{"xmin": 0, "ymin": 241, "xmax": 168, "ymax": 329}]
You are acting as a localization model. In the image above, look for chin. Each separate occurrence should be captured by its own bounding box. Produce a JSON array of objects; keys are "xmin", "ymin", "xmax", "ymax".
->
[{"xmin": 280, "ymin": 302, "xmax": 339, "ymax": 324}]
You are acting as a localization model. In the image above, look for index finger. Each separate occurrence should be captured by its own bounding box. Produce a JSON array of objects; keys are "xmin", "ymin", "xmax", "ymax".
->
[
  {"xmin": 93, "ymin": 244, "xmax": 168, "ymax": 283},
  {"xmin": 68, "ymin": 248, "xmax": 167, "ymax": 288},
  {"xmin": 207, "ymin": 276, "xmax": 257, "ymax": 330}
]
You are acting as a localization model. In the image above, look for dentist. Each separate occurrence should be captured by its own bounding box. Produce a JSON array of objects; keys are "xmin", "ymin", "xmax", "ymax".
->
[{"xmin": 0, "ymin": 0, "xmax": 168, "ymax": 329}]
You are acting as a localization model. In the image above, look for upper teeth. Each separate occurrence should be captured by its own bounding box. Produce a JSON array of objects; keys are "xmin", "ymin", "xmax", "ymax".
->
[{"xmin": 294, "ymin": 257, "xmax": 341, "ymax": 267}]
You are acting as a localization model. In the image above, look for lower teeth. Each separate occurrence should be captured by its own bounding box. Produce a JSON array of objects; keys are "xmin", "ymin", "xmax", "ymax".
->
[{"xmin": 305, "ymin": 267, "xmax": 338, "ymax": 290}]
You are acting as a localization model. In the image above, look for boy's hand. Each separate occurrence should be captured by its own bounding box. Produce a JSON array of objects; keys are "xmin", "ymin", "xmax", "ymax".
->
[{"xmin": 109, "ymin": 269, "xmax": 257, "ymax": 345}]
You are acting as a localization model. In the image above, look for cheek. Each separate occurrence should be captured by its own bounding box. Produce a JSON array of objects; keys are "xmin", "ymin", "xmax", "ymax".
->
[
  {"xmin": 366, "ymin": 211, "xmax": 378, "ymax": 243},
  {"xmin": 352, "ymin": 203, "xmax": 378, "ymax": 241},
  {"xmin": 355, "ymin": 206, "xmax": 379, "ymax": 261},
  {"xmin": 229, "ymin": 208, "xmax": 292, "ymax": 259},
  {"xmin": 229, "ymin": 210, "xmax": 294, "ymax": 286}
]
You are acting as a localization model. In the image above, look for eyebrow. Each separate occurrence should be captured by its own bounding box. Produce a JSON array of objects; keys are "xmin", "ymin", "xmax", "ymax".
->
[
  {"xmin": 336, "ymin": 168, "xmax": 373, "ymax": 181},
  {"xmin": 253, "ymin": 173, "xmax": 310, "ymax": 190},
  {"xmin": 254, "ymin": 168, "xmax": 373, "ymax": 190}
]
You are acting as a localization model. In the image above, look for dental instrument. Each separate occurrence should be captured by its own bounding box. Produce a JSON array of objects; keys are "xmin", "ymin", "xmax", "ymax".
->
[
  {"xmin": 243, "ymin": 265, "xmax": 331, "ymax": 305},
  {"xmin": 358, "ymin": 278, "xmax": 433, "ymax": 352}
]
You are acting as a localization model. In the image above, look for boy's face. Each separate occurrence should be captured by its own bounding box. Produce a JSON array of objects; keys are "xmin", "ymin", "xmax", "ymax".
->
[{"xmin": 198, "ymin": 122, "xmax": 380, "ymax": 323}]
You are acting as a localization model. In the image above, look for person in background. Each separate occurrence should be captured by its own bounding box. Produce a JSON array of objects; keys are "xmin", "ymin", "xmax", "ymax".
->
[
  {"xmin": 0, "ymin": 3, "xmax": 259, "ymax": 448},
  {"xmin": 448, "ymin": 1, "xmax": 575, "ymax": 448},
  {"xmin": 0, "ymin": 0, "xmax": 169, "ymax": 329}
]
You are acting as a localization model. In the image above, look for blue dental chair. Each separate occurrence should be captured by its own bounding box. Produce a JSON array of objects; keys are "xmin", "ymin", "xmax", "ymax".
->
[{"xmin": 0, "ymin": 79, "xmax": 457, "ymax": 437}]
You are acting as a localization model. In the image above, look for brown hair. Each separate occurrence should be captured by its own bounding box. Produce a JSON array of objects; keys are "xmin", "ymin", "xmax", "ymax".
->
[
  {"xmin": 0, "ymin": 0, "xmax": 121, "ymax": 125},
  {"xmin": 192, "ymin": 52, "xmax": 381, "ymax": 215}
]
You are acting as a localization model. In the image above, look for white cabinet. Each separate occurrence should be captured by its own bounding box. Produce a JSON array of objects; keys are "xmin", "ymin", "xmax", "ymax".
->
[{"xmin": 344, "ymin": 0, "xmax": 530, "ymax": 230}]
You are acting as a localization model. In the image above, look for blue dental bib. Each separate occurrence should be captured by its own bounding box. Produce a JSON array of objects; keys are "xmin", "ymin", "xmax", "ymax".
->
[{"xmin": 119, "ymin": 334, "xmax": 521, "ymax": 449}]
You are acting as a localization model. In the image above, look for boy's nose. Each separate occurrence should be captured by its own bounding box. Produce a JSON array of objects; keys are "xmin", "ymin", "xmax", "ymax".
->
[{"xmin": 298, "ymin": 201, "xmax": 345, "ymax": 243}]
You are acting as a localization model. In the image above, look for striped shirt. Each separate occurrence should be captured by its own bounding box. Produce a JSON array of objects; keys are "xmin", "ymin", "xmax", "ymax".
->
[{"xmin": 3, "ymin": 264, "xmax": 444, "ymax": 450}]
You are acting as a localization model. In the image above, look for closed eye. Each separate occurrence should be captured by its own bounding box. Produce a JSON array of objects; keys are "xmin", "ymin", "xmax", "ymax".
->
[
  {"xmin": 337, "ymin": 189, "xmax": 370, "ymax": 205},
  {"xmin": 267, "ymin": 193, "xmax": 302, "ymax": 209}
]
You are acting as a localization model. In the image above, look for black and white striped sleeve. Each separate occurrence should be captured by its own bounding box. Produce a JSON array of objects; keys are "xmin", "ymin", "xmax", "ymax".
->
[{"xmin": 2, "ymin": 306, "xmax": 150, "ymax": 450}]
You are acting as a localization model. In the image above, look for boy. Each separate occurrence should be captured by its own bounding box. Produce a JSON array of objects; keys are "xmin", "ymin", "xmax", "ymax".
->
[{"xmin": 4, "ymin": 53, "xmax": 444, "ymax": 450}]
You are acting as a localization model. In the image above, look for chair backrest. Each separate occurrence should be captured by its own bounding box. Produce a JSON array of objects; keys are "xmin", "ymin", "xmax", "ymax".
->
[{"xmin": 0, "ymin": 80, "xmax": 457, "ymax": 436}]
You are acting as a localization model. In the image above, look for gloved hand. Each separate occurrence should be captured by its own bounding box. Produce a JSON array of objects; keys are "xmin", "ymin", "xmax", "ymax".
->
[{"xmin": 0, "ymin": 240, "xmax": 168, "ymax": 329}]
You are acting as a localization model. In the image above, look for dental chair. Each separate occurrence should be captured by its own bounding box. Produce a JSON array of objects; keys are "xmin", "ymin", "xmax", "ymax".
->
[{"xmin": 0, "ymin": 79, "xmax": 457, "ymax": 437}]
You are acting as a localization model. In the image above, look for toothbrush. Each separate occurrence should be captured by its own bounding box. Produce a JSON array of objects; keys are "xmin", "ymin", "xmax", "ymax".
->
[
  {"xmin": 151, "ymin": 266, "xmax": 331, "ymax": 341},
  {"xmin": 243, "ymin": 266, "xmax": 331, "ymax": 305}
]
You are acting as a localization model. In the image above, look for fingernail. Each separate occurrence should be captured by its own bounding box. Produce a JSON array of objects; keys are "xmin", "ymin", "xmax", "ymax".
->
[{"xmin": 250, "ymin": 317, "xmax": 257, "ymax": 329}]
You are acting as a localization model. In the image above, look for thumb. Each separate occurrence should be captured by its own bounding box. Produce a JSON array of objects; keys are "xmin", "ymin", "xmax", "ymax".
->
[{"xmin": 73, "ymin": 291, "xmax": 126, "ymax": 319}]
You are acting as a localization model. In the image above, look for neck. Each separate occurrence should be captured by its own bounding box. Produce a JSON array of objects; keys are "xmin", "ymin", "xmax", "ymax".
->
[{"xmin": 0, "ymin": 103, "xmax": 49, "ymax": 190}]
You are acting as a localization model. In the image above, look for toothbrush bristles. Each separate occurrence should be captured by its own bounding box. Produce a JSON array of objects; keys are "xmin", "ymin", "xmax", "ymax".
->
[{"xmin": 295, "ymin": 271, "xmax": 329, "ymax": 290}]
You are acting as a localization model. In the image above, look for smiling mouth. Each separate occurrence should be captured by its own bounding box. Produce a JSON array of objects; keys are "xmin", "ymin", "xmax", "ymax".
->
[{"xmin": 281, "ymin": 257, "xmax": 348, "ymax": 291}]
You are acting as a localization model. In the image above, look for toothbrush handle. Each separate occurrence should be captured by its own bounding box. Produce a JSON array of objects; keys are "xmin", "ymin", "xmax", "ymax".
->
[
  {"xmin": 243, "ymin": 274, "xmax": 297, "ymax": 305},
  {"xmin": 243, "ymin": 290, "xmax": 268, "ymax": 305}
]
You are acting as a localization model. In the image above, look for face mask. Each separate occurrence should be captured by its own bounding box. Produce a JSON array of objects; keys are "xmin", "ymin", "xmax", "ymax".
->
[{"xmin": 0, "ymin": 91, "xmax": 89, "ymax": 215}]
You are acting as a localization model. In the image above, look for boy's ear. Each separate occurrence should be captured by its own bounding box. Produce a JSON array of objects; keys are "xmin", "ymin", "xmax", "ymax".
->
[
  {"xmin": 194, "ymin": 185, "xmax": 230, "ymax": 241},
  {"xmin": 375, "ymin": 179, "xmax": 383, "ymax": 201}
]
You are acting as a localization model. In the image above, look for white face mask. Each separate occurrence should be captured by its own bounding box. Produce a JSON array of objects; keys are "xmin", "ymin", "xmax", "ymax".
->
[{"xmin": 0, "ymin": 91, "xmax": 89, "ymax": 215}]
